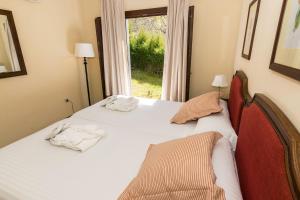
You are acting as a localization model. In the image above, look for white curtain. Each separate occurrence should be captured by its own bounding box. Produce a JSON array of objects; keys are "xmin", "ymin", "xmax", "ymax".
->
[
  {"xmin": 101, "ymin": 0, "xmax": 131, "ymax": 96},
  {"xmin": 162, "ymin": 0, "xmax": 189, "ymax": 102}
]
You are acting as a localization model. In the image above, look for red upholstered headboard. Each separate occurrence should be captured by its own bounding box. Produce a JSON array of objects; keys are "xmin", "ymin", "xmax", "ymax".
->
[
  {"xmin": 228, "ymin": 71, "xmax": 251, "ymax": 134},
  {"xmin": 236, "ymin": 94, "xmax": 300, "ymax": 200}
]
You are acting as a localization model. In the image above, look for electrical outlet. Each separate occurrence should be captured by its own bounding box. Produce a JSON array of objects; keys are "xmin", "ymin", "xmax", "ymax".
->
[{"xmin": 64, "ymin": 98, "xmax": 75, "ymax": 115}]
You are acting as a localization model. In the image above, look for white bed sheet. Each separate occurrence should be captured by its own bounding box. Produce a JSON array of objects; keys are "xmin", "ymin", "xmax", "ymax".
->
[
  {"xmin": 0, "ymin": 98, "xmax": 242, "ymax": 200},
  {"xmin": 72, "ymin": 97, "xmax": 197, "ymax": 136},
  {"xmin": 0, "ymin": 118, "xmax": 188, "ymax": 200}
]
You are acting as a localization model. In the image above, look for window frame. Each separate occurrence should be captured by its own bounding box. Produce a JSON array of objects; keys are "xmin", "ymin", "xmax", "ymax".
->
[{"xmin": 95, "ymin": 6, "xmax": 194, "ymax": 100}]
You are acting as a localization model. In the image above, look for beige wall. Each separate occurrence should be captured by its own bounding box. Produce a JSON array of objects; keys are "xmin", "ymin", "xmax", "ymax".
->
[
  {"xmin": 81, "ymin": 0, "xmax": 243, "ymax": 101},
  {"xmin": 79, "ymin": 0, "xmax": 103, "ymax": 105},
  {"xmin": 234, "ymin": 0, "xmax": 300, "ymax": 131},
  {"xmin": 0, "ymin": 0, "xmax": 84, "ymax": 147},
  {"xmin": 188, "ymin": 0, "xmax": 242, "ymax": 98}
]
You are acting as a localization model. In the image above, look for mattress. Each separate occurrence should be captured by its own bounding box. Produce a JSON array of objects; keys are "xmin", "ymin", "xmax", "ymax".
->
[{"xmin": 0, "ymin": 98, "xmax": 242, "ymax": 200}]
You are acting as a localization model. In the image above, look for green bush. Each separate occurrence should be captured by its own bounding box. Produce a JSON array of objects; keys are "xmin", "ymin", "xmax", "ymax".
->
[{"xmin": 129, "ymin": 29, "xmax": 165, "ymax": 74}]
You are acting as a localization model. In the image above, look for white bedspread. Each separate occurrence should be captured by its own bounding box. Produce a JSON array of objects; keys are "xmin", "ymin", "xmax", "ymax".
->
[
  {"xmin": 0, "ymin": 98, "xmax": 242, "ymax": 200},
  {"xmin": 0, "ymin": 118, "xmax": 189, "ymax": 200},
  {"xmin": 73, "ymin": 97, "xmax": 196, "ymax": 136}
]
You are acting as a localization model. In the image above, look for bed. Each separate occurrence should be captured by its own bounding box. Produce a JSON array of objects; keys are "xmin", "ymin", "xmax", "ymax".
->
[
  {"xmin": 0, "ymin": 100, "xmax": 241, "ymax": 200},
  {"xmin": 0, "ymin": 71, "xmax": 299, "ymax": 200}
]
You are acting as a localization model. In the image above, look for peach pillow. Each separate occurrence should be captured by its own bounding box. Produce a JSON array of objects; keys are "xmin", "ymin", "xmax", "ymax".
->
[
  {"xmin": 171, "ymin": 92, "xmax": 222, "ymax": 124},
  {"xmin": 118, "ymin": 132, "xmax": 225, "ymax": 200}
]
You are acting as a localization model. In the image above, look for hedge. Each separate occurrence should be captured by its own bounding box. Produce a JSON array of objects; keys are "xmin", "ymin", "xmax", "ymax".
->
[{"xmin": 129, "ymin": 30, "xmax": 165, "ymax": 74}]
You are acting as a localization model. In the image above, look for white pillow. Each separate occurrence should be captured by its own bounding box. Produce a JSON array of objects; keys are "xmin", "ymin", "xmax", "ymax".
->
[
  {"xmin": 191, "ymin": 100, "xmax": 237, "ymax": 150},
  {"xmin": 213, "ymin": 138, "xmax": 243, "ymax": 200}
]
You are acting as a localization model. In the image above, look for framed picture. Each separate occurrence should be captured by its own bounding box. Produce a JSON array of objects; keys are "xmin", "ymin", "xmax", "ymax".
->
[
  {"xmin": 242, "ymin": 0, "xmax": 261, "ymax": 60},
  {"xmin": 270, "ymin": 0, "xmax": 300, "ymax": 81}
]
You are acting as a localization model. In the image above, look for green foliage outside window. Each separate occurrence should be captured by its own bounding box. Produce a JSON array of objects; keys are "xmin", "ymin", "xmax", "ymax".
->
[
  {"xmin": 129, "ymin": 28, "xmax": 165, "ymax": 74},
  {"xmin": 128, "ymin": 16, "xmax": 166, "ymax": 99}
]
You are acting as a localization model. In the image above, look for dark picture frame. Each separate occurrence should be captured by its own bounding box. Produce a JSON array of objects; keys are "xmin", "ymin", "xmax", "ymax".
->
[
  {"xmin": 270, "ymin": 0, "xmax": 300, "ymax": 81},
  {"xmin": 242, "ymin": 0, "xmax": 261, "ymax": 60},
  {"xmin": 0, "ymin": 9, "xmax": 27, "ymax": 79}
]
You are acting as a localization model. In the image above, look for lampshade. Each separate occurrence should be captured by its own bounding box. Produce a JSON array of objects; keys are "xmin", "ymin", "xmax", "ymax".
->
[
  {"xmin": 212, "ymin": 74, "xmax": 228, "ymax": 88},
  {"xmin": 75, "ymin": 43, "xmax": 95, "ymax": 58}
]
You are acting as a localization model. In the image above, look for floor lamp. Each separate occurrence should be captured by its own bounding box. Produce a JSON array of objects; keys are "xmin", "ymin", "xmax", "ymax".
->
[{"xmin": 75, "ymin": 43, "xmax": 95, "ymax": 106}]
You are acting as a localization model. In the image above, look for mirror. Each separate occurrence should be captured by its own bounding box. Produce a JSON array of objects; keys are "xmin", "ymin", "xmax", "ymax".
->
[{"xmin": 0, "ymin": 9, "xmax": 26, "ymax": 79}]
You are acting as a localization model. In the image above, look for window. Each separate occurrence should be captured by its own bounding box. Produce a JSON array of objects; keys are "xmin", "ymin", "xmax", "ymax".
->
[
  {"xmin": 95, "ymin": 7, "xmax": 194, "ymax": 100},
  {"xmin": 127, "ymin": 15, "xmax": 167, "ymax": 99}
]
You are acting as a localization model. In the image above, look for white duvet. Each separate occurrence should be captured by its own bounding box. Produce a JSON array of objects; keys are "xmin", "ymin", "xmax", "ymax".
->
[
  {"xmin": 0, "ymin": 118, "xmax": 190, "ymax": 200},
  {"xmin": 0, "ymin": 97, "xmax": 242, "ymax": 200},
  {"xmin": 73, "ymin": 97, "xmax": 197, "ymax": 136}
]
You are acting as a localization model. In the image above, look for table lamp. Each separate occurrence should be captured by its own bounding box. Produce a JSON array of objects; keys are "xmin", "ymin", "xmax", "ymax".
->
[{"xmin": 212, "ymin": 74, "xmax": 228, "ymax": 98}]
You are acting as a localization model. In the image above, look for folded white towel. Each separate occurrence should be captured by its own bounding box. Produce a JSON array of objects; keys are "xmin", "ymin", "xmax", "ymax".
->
[
  {"xmin": 99, "ymin": 95, "xmax": 139, "ymax": 112},
  {"xmin": 46, "ymin": 123, "xmax": 106, "ymax": 152},
  {"xmin": 106, "ymin": 96, "xmax": 139, "ymax": 112},
  {"xmin": 98, "ymin": 95, "xmax": 118, "ymax": 107}
]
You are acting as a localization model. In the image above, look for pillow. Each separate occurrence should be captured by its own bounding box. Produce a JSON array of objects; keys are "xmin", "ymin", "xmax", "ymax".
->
[
  {"xmin": 191, "ymin": 100, "xmax": 238, "ymax": 150},
  {"xmin": 171, "ymin": 92, "xmax": 222, "ymax": 124},
  {"xmin": 118, "ymin": 132, "xmax": 226, "ymax": 200},
  {"xmin": 213, "ymin": 138, "xmax": 243, "ymax": 200}
]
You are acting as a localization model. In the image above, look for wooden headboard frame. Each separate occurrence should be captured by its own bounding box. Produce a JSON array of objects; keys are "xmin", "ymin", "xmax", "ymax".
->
[
  {"xmin": 228, "ymin": 70, "xmax": 252, "ymax": 133},
  {"xmin": 254, "ymin": 94, "xmax": 300, "ymax": 198},
  {"xmin": 234, "ymin": 71, "xmax": 252, "ymax": 104},
  {"xmin": 241, "ymin": 94, "xmax": 300, "ymax": 198}
]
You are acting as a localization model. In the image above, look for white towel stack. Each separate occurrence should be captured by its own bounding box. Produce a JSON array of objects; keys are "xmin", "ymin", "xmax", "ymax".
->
[
  {"xmin": 99, "ymin": 95, "xmax": 139, "ymax": 112},
  {"xmin": 46, "ymin": 123, "xmax": 106, "ymax": 152}
]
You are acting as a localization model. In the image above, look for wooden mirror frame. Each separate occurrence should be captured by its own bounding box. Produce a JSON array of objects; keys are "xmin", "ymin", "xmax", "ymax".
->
[
  {"xmin": 241, "ymin": 0, "xmax": 261, "ymax": 60},
  {"xmin": 0, "ymin": 9, "xmax": 27, "ymax": 79}
]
